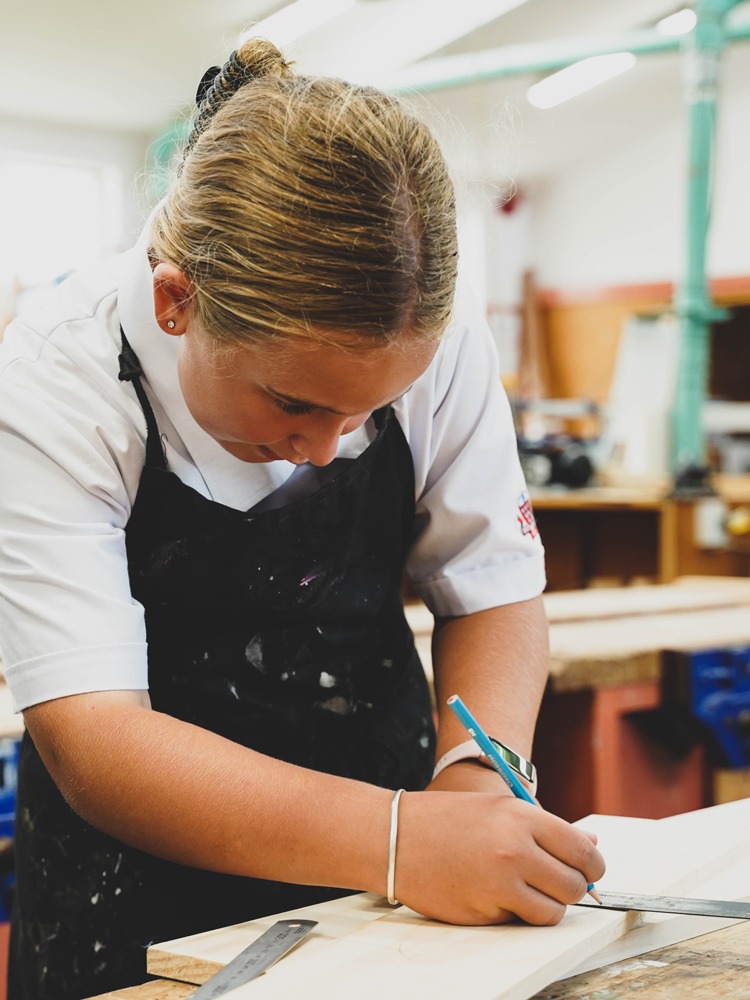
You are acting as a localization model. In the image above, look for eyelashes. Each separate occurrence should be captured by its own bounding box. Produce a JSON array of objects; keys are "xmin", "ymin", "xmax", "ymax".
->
[{"xmin": 272, "ymin": 396, "xmax": 315, "ymax": 416}]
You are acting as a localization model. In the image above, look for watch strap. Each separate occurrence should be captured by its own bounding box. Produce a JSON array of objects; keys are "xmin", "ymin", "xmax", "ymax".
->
[{"xmin": 432, "ymin": 737, "xmax": 537, "ymax": 792}]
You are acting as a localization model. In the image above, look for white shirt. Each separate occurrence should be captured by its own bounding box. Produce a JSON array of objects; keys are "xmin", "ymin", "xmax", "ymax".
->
[{"xmin": 0, "ymin": 223, "xmax": 545, "ymax": 711}]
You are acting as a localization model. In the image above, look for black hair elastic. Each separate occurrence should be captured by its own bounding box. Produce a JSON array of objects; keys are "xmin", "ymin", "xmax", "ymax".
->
[{"xmin": 196, "ymin": 65, "xmax": 221, "ymax": 105}]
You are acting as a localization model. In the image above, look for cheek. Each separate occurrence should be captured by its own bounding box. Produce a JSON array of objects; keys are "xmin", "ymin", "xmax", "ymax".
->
[
  {"xmin": 342, "ymin": 414, "xmax": 369, "ymax": 435},
  {"xmin": 178, "ymin": 351, "xmax": 289, "ymax": 444}
]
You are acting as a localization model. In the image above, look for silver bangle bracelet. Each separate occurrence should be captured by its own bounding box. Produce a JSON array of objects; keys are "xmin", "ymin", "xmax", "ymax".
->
[{"xmin": 387, "ymin": 788, "xmax": 404, "ymax": 906}]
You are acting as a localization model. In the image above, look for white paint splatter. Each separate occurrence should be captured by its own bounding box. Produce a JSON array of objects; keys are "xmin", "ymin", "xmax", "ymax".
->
[
  {"xmin": 607, "ymin": 959, "xmax": 670, "ymax": 976},
  {"xmin": 94, "ymin": 941, "xmax": 105, "ymax": 952},
  {"xmin": 228, "ymin": 682, "xmax": 239, "ymax": 699},
  {"xmin": 90, "ymin": 893, "xmax": 100, "ymax": 905},
  {"xmin": 419, "ymin": 735, "xmax": 430, "ymax": 748},
  {"xmin": 320, "ymin": 696, "xmax": 351, "ymax": 715},
  {"xmin": 382, "ymin": 658, "xmax": 394, "ymax": 668},
  {"xmin": 319, "ymin": 672, "xmax": 336, "ymax": 688},
  {"xmin": 245, "ymin": 635, "xmax": 265, "ymax": 672}
]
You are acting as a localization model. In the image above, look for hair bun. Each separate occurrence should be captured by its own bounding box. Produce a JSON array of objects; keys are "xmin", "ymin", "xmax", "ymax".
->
[
  {"xmin": 183, "ymin": 38, "xmax": 293, "ymax": 169},
  {"xmin": 235, "ymin": 36, "xmax": 294, "ymax": 81}
]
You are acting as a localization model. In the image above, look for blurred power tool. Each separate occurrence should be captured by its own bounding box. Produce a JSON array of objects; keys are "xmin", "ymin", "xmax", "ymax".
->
[{"xmin": 518, "ymin": 437, "xmax": 595, "ymax": 489}]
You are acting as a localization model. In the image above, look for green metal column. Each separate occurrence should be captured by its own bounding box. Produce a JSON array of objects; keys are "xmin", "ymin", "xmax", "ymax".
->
[{"xmin": 671, "ymin": 0, "xmax": 739, "ymax": 471}]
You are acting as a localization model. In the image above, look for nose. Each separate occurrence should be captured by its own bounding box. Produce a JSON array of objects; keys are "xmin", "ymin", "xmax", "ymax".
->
[{"xmin": 289, "ymin": 412, "xmax": 368, "ymax": 466}]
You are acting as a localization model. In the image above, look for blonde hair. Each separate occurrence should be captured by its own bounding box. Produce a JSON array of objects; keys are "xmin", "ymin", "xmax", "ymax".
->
[{"xmin": 149, "ymin": 38, "xmax": 458, "ymax": 349}]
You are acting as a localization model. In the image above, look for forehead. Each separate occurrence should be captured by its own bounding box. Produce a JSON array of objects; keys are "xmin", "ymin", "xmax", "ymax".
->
[{"xmin": 224, "ymin": 333, "xmax": 439, "ymax": 414}]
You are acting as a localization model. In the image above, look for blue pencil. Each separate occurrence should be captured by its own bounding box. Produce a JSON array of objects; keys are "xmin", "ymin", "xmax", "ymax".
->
[{"xmin": 447, "ymin": 694, "xmax": 601, "ymax": 904}]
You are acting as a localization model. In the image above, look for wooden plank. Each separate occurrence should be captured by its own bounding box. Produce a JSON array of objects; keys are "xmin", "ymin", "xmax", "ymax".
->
[
  {"xmin": 147, "ymin": 892, "xmax": 391, "ymax": 987},
  {"xmin": 0, "ymin": 684, "xmax": 23, "ymax": 739},
  {"xmin": 406, "ymin": 578, "xmax": 750, "ymax": 633},
  {"xmin": 411, "ymin": 606, "xmax": 750, "ymax": 694},
  {"xmin": 565, "ymin": 809, "xmax": 750, "ymax": 977},
  {"xmin": 542, "ymin": 577, "xmax": 750, "ymax": 623},
  {"xmin": 147, "ymin": 800, "xmax": 750, "ymax": 1000}
]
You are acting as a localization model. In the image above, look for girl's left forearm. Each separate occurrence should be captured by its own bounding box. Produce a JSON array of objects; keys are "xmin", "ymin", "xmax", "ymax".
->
[{"xmin": 430, "ymin": 594, "xmax": 550, "ymax": 764}]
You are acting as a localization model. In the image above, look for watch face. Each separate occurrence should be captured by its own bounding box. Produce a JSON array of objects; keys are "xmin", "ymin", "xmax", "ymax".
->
[{"xmin": 489, "ymin": 737, "xmax": 535, "ymax": 783}]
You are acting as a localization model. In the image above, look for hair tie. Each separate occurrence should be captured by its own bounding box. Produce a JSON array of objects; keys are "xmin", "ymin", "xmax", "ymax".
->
[{"xmin": 195, "ymin": 65, "xmax": 221, "ymax": 106}]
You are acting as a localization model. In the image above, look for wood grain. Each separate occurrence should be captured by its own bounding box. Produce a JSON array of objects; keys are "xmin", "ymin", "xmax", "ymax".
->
[
  {"xmin": 533, "ymin": 920, "xmax": 750, "ymax": 999},
  {"xmin": 83, "ymin": 982, "xmax": 193, "ymax": 999}
]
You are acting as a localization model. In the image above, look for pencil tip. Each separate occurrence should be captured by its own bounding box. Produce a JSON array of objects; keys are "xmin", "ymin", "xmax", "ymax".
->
[{"xmin": 588, "ymin": 887, "xmax": 602, "ymax": 905}]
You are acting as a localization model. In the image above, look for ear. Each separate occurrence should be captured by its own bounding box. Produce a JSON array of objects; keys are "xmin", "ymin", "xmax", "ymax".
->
[{"xmin": 152, "ymin": 262, "xmax": 193, "ymax": 335}]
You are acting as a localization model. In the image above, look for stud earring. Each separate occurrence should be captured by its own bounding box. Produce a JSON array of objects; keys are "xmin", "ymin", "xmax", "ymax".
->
[{"xmin": 167, "ymin": 320, "xmax": 176, "ymax": 330}]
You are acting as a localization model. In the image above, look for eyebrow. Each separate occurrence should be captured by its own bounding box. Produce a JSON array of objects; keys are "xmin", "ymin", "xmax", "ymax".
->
[
  {"xmin": 269, "ymin": 387, "xmax": 410, "ymax": 414},
  {"xmin": 268, "ymin": 389, "xmax": 348, "ymax": 415}
]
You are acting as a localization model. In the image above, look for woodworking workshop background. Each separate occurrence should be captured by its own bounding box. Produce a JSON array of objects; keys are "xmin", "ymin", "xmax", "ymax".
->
[{"xmin": 2, "ymin": 3, "xmax": 750, "ymax": 998}]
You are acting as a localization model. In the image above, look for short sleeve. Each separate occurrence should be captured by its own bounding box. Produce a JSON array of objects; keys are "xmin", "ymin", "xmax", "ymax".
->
[{"xmin": 396, "ymin": 283, "xmax": 545, "ymax": 617}]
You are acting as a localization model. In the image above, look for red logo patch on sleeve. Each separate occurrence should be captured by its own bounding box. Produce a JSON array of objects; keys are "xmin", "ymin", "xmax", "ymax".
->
[{"xmin": 517, "ymin": 490, "xmax": 539, "ymax": 540}]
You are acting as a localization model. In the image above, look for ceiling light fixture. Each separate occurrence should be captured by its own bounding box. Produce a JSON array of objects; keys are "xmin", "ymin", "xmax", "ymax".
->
[
  {"xmin": 527, "ymin": 52, "xmax": 637, "ymax": 110},
  {"xmin": 239, "ymin": 0, "xmax": 356, "ymax": 49},
  {"xmin": 656, "ymin": 8, "xmax": 698, "ymax": 36}
]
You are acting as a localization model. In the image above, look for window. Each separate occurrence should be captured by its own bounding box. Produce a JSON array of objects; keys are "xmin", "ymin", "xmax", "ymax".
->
[{"xmin": 0, "ymin": 153, "xmax": 121, "ymax": 295}]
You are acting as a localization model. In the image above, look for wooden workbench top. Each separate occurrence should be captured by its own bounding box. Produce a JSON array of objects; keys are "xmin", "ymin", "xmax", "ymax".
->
[
  {"xmin": 534, "ymin": 919, "xmax": 750, "ymax": 999},
  {"xmin": 84, "ymin": 919, "xmax": 750, "ymax": 999}
]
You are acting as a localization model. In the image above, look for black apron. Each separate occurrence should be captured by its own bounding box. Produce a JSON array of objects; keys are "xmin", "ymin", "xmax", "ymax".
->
[{"xmin": 8, "ymin": 334, "xmax": 435, "ymax": 999}]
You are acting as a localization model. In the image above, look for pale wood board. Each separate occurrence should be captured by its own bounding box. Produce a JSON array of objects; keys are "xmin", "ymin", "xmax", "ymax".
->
[
  {"xmin": 148, "ymin": 799, "xmax": 750, "ymax": 1000},
  {"xmin": 542, "ymin": 576, "xmax": 750, "ymax": 623},
  {"xmin": 404, "ymin": 577, "xmax": 750, "ymax": 637},
  {"xmin": 408, "ymin": 601, "xmax": 750, "ymax": 694},
  {"xmin": 0, "ymin": 683, "xmax": 23, "ymax": 739},
  {"xmin": 565, "ymin": 805, "xmax": 750, "ymax": 977}
]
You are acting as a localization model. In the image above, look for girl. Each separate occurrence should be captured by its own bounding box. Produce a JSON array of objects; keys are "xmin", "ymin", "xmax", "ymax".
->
[{"xmin": 0, "ymin": 39, "xmax": 604, "ymax": 999}]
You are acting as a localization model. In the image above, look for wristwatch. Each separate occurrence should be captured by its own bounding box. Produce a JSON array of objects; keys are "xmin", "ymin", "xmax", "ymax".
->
[{"xmin": 432, "ymin": 737, "xmax": 537, "ymax": 791}]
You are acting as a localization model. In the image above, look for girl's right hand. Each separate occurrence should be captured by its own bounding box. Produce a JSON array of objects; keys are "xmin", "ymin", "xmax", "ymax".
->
[{"xmin": 393, "ymin": 790, "xmax": 605, "ymax": 926}]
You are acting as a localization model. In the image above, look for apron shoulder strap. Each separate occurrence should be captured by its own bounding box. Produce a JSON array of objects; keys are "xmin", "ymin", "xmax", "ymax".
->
[{"xmin": 118, "ymin": 330, "xmax": 168, "ymax": 470}]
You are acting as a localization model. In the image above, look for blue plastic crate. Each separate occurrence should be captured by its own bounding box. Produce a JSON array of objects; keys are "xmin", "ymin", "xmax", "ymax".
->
[
  {"xmin": 0, "ymin": 736, "xmax": 19, "ymax": 840},
  {"xmin": 686, "ymin": 646, "xmax": 750, "ymax": 768}
]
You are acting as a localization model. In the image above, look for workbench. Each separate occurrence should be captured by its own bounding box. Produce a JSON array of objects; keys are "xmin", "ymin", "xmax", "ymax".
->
[
  {"xmin": 531, "ymin": 475, "xmax": 750, "ymax": 590},
  {"xmin": 85, "ymin": 920, "xmax": 750, "ymax": 999}
]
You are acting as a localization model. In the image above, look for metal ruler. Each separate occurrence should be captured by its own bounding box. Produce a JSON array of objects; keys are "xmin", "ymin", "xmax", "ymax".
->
[
  {"xmin": 189, "ymin": 918, "xmax": 318, "ymax": 998},
  {"xmin": 578, "ymin": 892, "xmax": 750, "ymax": 919}
]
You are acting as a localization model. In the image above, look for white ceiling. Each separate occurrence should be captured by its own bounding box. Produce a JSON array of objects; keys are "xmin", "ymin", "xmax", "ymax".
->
[{"xmin": 2, "ymin": 1, "xmax": 749, "ymax": 185}]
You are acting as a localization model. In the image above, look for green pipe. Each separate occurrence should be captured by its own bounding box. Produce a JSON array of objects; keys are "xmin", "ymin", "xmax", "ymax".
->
[
  {"xmin": 387, "ymin": 28, "xmax": 680, "ymax": 94},
  {"xmin": 387, "ymin": 11, "xmax": 750, "ymax": 94},
  {"xmin": 671, "ymin": 0, "xmax": 741, "ymax": 471}
]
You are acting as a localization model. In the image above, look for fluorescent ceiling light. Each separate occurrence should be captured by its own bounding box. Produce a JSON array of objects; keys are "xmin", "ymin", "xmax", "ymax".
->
[
  {"xmin": 527, "ymin": 52, "xmax": 637, "ymax": 110},
  {"xmin": 239, "ymin": 0, "xmax": 356, "ymax": 49},
  {"xmin": 657, "ymin": 8, "xmax": 697, "ymax": 36}
]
